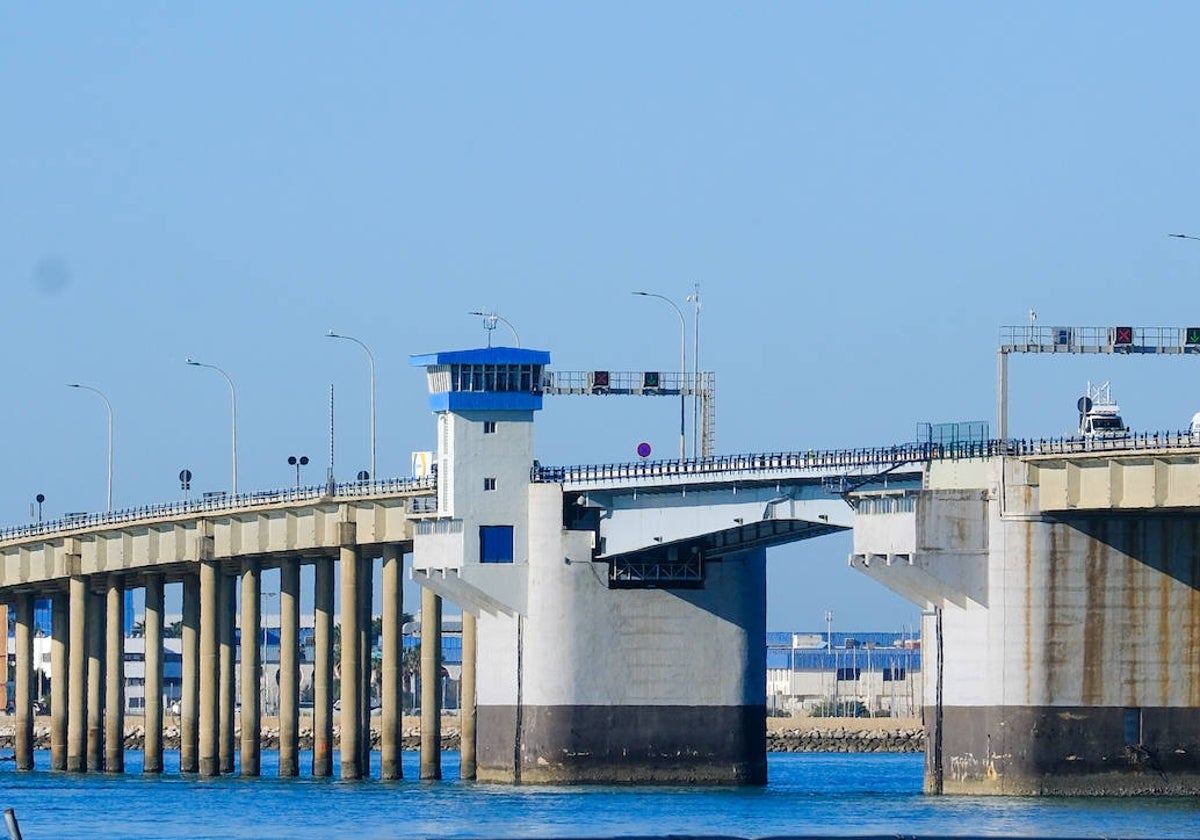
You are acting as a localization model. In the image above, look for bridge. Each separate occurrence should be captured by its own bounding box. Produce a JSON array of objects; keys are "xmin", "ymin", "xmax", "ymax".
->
[{"xmin": 3, "ymin": 335, "xmax": 1200, "ymax": 794}]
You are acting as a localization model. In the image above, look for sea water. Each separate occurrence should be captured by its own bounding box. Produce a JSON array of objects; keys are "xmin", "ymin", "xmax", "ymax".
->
[{"xmin": 2, "ymin": 750, "xmax": 1199, "ymax": 839}]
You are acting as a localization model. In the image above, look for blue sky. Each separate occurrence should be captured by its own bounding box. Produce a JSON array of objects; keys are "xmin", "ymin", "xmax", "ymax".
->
[{"xmin": 4, "ymin": 3, "xmax": 1200, "ymax": 632}]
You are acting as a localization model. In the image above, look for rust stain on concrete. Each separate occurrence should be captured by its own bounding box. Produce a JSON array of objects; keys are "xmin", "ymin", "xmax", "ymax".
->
[{"xmin": 1081, "ymin": 521, "xmax": 1103, "ymax": 707}]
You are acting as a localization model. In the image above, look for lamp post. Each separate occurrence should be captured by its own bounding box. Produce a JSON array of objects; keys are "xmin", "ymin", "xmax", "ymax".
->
[
  {"xmin": 287, "ymin": 455, "xmax": 309, "ymax": 489},
  {"xmin": 633, "ymin": 291, "xmax": 687, "ymax": 460},
  {"xmin": 686, "ymin": 283, "xmax": 701, "ymax": 459},
  {"xmin": 326, "ymin": 331, "xmax": 376, "ymax": 480},
  {"xmin": 468, "ymin": 310, "xmax": 521, "ymax": 348},
  {"xmin": 67, "ymin": 383, "xmax": 114, "ymax": 511},
  {"xmin": 185, "ymin": 358, "xmax": 238, "ymax": 496}
]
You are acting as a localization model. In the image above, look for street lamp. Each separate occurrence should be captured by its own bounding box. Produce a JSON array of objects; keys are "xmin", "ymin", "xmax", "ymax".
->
[
  {"xmin": 66, "ymin": 383, "xmax": 114, "ymax": 511},
  {"xmin": 469, "ymin": 310, "xmax": 521, "ymax": 348},
  {"xmin": 632, "ymin": 291, "xmax": 687, "ymax": 460},
  {"xmin": 287, "ymin": 455, "xmax": 309, "ymax": 489},
  {"xmin": 185, "ymin": 358, "xmax": 238, "ymax": 496},
  {"xmin": 686, "ymin": 283, "xmax": 702, "ymax": 459},
  {"xmin": 326, "ymin": 331, "xmax": 376, "ymax": 480}
]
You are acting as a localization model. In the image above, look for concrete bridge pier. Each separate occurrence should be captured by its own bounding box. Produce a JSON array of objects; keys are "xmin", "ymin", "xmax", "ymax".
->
[
  {"xmin": 312, "ymin": 556, "xmax": 334, "ymax": 777},
  {"xmin": 180, "ymin": 573, "xmax": 200, "ymax": 773},
  {"xmin": 219, "ymin": 570, "xmax": 236, "ymax": 774},
  {"xmin": 278, "ymin": 558, "xmax": 300, "ymax": 777},
  {"xmin": 380, "ymin": 545, "xmax": 403, "ymax": 780},
  {"xmin": 460, "ymin": 609, "xmax": 477, "ymax": 780},
  {"xmin": 240, "ymin": 559, "xmax": 262, "ymax": 777},
  {"xmin": 359, "ymin": 555, "xmax": 373, "ymax": 767},
  {"xmin": 13, "ymin": 593, "xmax": 34, "ymax": 771},
  {"xmin": 86, "ymin": 587, "xmax": 105, "ymax": 772},
  {"xmin": 104, "ymin": 576, "xmax": 125, "ymax": 772},
  {"xmin": 339, "ymin": 531, "xmax": 364, "ymax": 779},
  {"xmin": 66, "ymin": 575, "xmax": 88, "ymax": 772},
  {"xmin": 419, "ymin": 586, "xmax": 442, "ymax": 780},
  {"xmin": 474, "ymin": 486, "xmax": 768, "ymax": 784},
  {"xmin": 50, "ymin": 590, "xmax": 68, "ymax": 770},
  {"xmin": 198, "ymin": 560, "xmax": 220, "ymax": 776},
  {"xmin": 143, "ymin": 574, "xmax": 164, "ymax": 774}
]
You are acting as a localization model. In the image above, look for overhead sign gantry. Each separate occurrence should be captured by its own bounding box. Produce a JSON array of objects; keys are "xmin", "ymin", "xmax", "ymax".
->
[{"xmin": 996, "ymin": 325, "xmax": 1200, "ymax": 438}]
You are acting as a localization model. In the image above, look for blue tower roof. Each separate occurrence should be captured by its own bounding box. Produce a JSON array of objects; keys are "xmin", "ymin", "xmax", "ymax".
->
[
  {"xmin": 410, "ymin": 346, "xmax": 551, "ymax": 412},
  {"xmin": 409, "ymin": 347, "xmax": 551, "ymax": 367}
]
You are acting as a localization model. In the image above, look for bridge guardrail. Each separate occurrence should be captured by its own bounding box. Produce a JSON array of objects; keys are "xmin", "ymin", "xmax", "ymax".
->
[
  {"xmin": 0, "ymin": 476, "xmax": 437, "ymax": 544},
  {"xmin": 532, "ymin": 431, "xmax": 1200, "ymax": 486}
]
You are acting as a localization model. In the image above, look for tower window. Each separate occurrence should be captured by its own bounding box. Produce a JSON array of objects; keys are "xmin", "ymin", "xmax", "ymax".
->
[
  {"xmin": 483, "ymin": 477, "xmax": 497, "ymax": 491},
  {"xmin": 484, "ymin": 420, "xmax": 497, "ymax": 434}
]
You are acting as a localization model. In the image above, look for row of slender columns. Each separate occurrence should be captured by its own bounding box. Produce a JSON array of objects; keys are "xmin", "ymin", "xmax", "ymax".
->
[{"xmin": 4, "ymin": 544, "xmax": 475, "ymax": 781}]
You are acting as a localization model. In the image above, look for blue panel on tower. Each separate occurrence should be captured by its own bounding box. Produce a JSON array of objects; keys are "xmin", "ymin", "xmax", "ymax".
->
[{"xmin": 429, "ymin": 392, "xmax": 543, "ymax": 412}]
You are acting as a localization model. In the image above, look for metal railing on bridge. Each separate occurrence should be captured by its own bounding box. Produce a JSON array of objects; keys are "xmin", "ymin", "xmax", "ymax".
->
[
  {"xmin": 0, "ymin": 476, "xmax": 437, "ymax": 544},
  {"xmin": 532, "ymin": 431, "xmax": 1200, "ymax": 487},
  {"xmin": 532, "ymin": 442, "xmax": 941, "ymax": 485}
]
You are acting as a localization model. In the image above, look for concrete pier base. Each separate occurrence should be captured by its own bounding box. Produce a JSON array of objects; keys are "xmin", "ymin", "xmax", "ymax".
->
[
  {"xmin": 932, "ymin": 704, "xmax": 1200, "ymax": 795},
  {"xmin": 66, "ymin": 576, "xmax": 88, "ymax": 772},
  {"xmin": 312, "ymin": 556, "xmax": 334, "ymax": 778},
  {"xmin": 86, "ymin": 588, "xmax": 105, "ymax": 772},
  {"xmin": 14, "ymin": 594, "xmax": 33, "ymax": 771},
  {"xmin": 104, "ymin": 578, "xmax": 125, "ymax": 772},
  {"xmin": 278, "ymin": 558, "xmax": 299, "ymax": 777},
  {"xmin": 339, "ymin": 534, "xmax": 363, "ymax": 779},
  {"xmin": 50, "ymin": 591, "xmax": 68, "ymax": 771},
  {"xmin": 459, "ymin": 610, "xmax": 477, "ymax": 780},
  {"xmin": 240, "ymin": 559, "xmax": 261, "ymax": 777},
  {"xmin": 380, "ymin": 545, "xmax": 403, "ymax": 780},
  {"xmin": 198, "ymin": 560, "xmax": 220, "ymax": 777},
  {"xmin": 143, "ymin": 574, "xmax": 164, "ymax": 774},
  {"xmin": 219, "ymin": 571, "xmax": 236, "ymax": 774},
  {"xmin": 180, "ymin": 574, "xmax": 200, "ymax": 773},
  {"xmin": 419, "ymin": 587, "xmax": 442, "ymax": 781}
]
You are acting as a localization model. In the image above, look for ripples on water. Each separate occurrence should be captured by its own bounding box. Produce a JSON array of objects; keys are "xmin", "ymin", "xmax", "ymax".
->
[{"xmin": 2, "ymin": 750, "xmax": 1199, "ymax": 839}]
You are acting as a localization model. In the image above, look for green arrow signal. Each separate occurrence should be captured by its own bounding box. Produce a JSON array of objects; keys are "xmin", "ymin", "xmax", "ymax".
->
[{"xmin": 1189, "ymin": 328, "xmax": 1200, "ymax": 344}]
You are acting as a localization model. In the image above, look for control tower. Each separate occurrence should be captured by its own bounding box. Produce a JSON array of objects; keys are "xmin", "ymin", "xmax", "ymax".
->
[{"xmin": 410, "ymin": 346, "xmax": 767, "ymax": 784}]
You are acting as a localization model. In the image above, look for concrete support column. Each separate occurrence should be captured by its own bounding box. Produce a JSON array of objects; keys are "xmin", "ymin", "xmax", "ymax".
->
[
  {"xmin": 105, "ymin": 578, "xmax": 125, "ymax": 772},
  {"xmin": 0, "ymin": 604, "xmax": 7, "ymax": 715},
  {"xmin": 339, "ymin": 535, "xmax": 363, "ymax": 779},
  {"xmin": 359, "ymin": 555, "xmax": 373, "ymax": 765},
  {"xmin": 180, "ymin": 574, "xmax": 200, "ymax": 773},
  {"xmin": 86, "ymin": 588, "xmax": 105, "ymax": 772},
  {"xmin": 14, "ymin": 593, "xmax": 34, "ymax": 771},
  {"xmin": 460, "ymin": 609, "xmax": 477, "ymax": 780},
  {"xmin": 419, "ymin": 586, "xmax": 442, "ymax": 780},
  {"xmin": 239, "ymin": 559, "xmax": 261, "ymax": 777},
  {"xmin": 143, "ymin": 574, "xmax": 164, "ymax": 774},
  {"xmin": 198, "ymin": 560, "xmax": 220, "ymax": 776},
  {"xmin": 50, "ymin": 591, "xmax": 69, "ymax": 771},
  {"xmin": 380, "ymin": 545, "xmax": 403, "ymax": 780},
  {"xmin": 312, "ymin": 556, "xmax": 334, "ymax": 778},
  {"xmin": 278, "ymin": 558, "xmax": 300, "ymax": 777},
  {"xmin": 219, "ymin": 570, "xmax": 236, "ymax": 774},
  {"xmin": 66, "ymin": 576, "xmax": 88, "ymax": 772}
]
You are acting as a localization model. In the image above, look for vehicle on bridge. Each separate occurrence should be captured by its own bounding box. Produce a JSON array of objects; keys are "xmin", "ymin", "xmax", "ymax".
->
[{"xmin": 1077, "ymin": 381, "xmax": 1128, "ymax": 440}]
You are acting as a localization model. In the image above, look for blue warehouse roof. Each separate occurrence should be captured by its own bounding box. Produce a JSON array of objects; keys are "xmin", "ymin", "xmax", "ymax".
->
[{"xmin": 409, "ymin": 347, "xmax": 551, "ymax": 367}]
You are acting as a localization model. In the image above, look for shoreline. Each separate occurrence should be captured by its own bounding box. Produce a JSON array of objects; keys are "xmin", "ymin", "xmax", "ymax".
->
[{"xmin": 1, "ymin": 715, "xmax": 925, "ymax": 754}]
